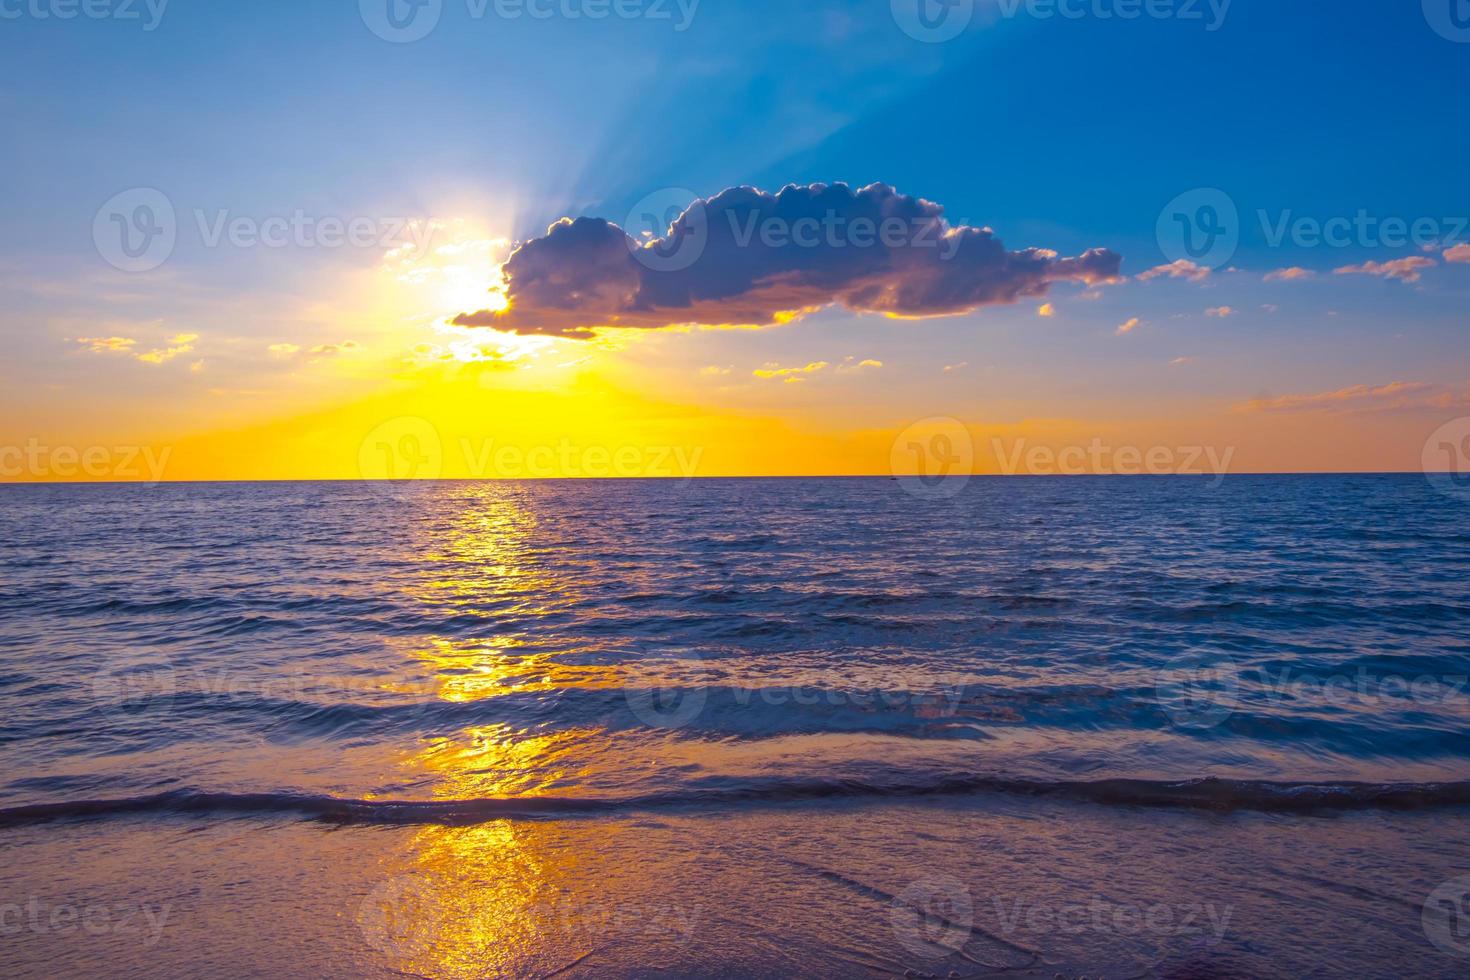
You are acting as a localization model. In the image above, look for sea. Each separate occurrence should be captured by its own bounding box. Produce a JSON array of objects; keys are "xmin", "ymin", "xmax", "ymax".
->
[{"xmin": 2, "ymin": 475, "xmax": 1468, "ymax": 978}]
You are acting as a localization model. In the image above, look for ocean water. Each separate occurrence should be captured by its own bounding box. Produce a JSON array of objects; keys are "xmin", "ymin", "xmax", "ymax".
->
[{"xmin": 2, "ymin": 476, "xmax": 1469, "ymax": 977}]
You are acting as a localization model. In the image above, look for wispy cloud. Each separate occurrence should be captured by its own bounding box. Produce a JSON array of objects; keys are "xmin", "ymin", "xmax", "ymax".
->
[
  {"xmin": 1234, "ymin": 380, "xmax": 1438, "ymax": 414},
  {"xmin": 1264, "ymin": 266, "xmax": 1314, "ymax": 282},
  {"xmin": 1205, "ymin": 306, "xmax": 1234, "ymax": 317},
  {"xmin": 76, "ymin": 336, "xmax": 137, "ymax": 354},
  {"xmin": 307, "ymin": 341, "xmax": 361, "ymax": 356},
  {"xmin": 1444, "ymin": 243, "xmax": 1470, "ymax": 264},
  {"xmin": 754, "ymin": 360, "xmax": 828, "ymax": 381},
  {"xmin": 1116, "ymin": 317, "xmax": 1141, "ymax": 335},
  {"xmin": 1333, "ymin": 256, "xmax": 1436, "ymax": 283},
  {"xmin": 136, "ymin": 333, "xmax": 199, "ymax": 365},
  {"xmin": 1137, "ymin": 259, "xmax": 1210, "ymax": 283}
]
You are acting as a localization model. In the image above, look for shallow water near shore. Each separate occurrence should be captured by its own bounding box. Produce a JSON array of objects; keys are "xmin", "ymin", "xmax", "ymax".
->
[{"xmin": 2, "ymin": 476, "xmax": 1469, "ymax": 976}]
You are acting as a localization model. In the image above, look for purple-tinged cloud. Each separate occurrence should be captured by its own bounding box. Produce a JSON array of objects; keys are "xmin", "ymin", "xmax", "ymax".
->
[{"xmin": 453, "ymin": 183, "xmax": 1122, "ymax": 339}]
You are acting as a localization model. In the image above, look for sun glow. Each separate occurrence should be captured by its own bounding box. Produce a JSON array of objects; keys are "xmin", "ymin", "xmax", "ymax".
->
[{"xmin": 371, "ymin": 216, "xmax": 558, "ymax": 365}]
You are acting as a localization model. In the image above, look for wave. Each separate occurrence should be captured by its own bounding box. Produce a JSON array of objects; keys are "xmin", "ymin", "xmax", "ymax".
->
[{"xmin": 5, "ymin": 775, "xmax": 1470, "ymax": 828}]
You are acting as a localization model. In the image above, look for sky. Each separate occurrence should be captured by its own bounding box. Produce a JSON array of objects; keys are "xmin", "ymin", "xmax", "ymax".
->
[{"xmin": 1, "ymin": 0, "xmax": 1468, "ymax": 481}]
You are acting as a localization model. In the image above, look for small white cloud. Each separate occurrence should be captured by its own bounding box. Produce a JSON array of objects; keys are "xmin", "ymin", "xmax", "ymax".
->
[
  {"xmin": 1264, "ymin": 266, "xmax": 1314, "ymax": 282},
  {"xmin": 1205, "ymin": 306, "xmax": 1234, "ymax": 317},
  {"xmin": 1116, "ymin": 317, "xmax": 1141, "ymax": 335},
  {"xmin": 1137, "ymin": 260, "xmax": 1211, "ymax": 283}
]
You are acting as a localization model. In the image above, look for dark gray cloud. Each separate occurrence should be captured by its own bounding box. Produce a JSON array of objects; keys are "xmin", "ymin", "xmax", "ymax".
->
[{"xmin": 454, "ymin": 183, "xmax": 1122, "ymax": 339}]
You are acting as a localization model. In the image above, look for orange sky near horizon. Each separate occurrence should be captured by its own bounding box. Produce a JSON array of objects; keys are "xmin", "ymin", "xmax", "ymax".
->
[{"xmin": 5, "ymin": 214, "xmax": 1466, "ymax": 484}]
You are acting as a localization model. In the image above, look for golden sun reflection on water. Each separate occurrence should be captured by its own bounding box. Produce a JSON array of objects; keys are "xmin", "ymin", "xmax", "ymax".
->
[
  {"xmin": 357, "ymin": 820, "xmax": 570, "ymax": 980},
  {"xmin": 354, "ymin": 486, "xmax": 661, "ymax": 977},
  {"xmin": 357, "ymin": 815, "xmax": 703, "ymax": 980}
]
